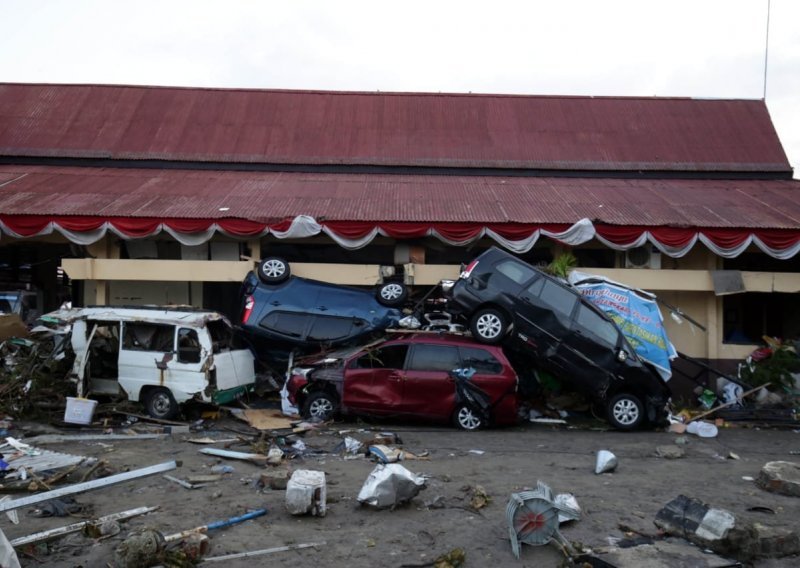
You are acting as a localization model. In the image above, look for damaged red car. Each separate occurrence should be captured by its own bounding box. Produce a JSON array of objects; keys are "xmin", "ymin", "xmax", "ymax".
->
[{"xmin": 285, "ymin": 334, "xmax": 519, "ymax": 430}]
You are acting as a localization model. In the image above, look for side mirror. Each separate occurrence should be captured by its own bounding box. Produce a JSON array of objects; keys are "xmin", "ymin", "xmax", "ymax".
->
[
  {"xmin": 616, "ymin": 350, "xmax": 628, "ymax": 363},
  {"xmin": 155, "ymin": 352, "xmax": 174, "ymax": 370}
]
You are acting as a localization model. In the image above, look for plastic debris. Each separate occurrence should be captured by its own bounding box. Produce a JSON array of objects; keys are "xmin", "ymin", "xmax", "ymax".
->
[
  {"xmin": 285, "ymin": 470, "xmax": 326, "ymax": 516},
  {"xmin": 368, "ymin": 445, "xmax": 403, "ymax": 463},
  {"xmin": 595, "ymin": 450, "xmax": 618, "ymax": 474},
  {"xmin": 357, "ymin": 464, "xmax": 426, "ymax": 508},
  {"xmin": 686, "ymin": 420, "xmax": 718, "ymax": 438}
]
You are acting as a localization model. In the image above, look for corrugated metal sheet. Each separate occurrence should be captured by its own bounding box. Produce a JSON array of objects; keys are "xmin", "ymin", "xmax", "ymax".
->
[
  {"xmin": 1, "ymin": 165, "xmax": 798, "ymax": 229},
  {"xmin": 0, "ymin": 84, "xmax": 790, "ymax": 173}
]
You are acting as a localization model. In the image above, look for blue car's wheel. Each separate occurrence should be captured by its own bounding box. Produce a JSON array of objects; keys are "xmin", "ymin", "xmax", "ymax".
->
[
  {"xmin": 376, "ymin": 281, "xmax": 408, "ymax": 307},
  {"xmin": 257, "ymin": 257, "xmax": 290, "ymax": 284}
]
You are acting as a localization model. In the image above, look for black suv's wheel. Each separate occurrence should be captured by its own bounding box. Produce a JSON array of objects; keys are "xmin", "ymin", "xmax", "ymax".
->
[
  {"xmin": 302, "ymin": 391, "xmax": 338, "ymax": 421},
  {"xmin": 453, "ymin": 404, "xmax": 484, "ymax": 430},
  {"xmin": 470, "ymin": 308, "xmax": 507, "ymax": 344},
  {"xmin": 606, "ymin": 392, "xmax": 645, "ymax": 430},
  {"xmin": 376, "ymin": 281, "xmax": 409, "ymax": 307},
  {"xmin": 257, "ymin": 257, "xmax": 290, "ymax": 284},
  {"xmin": 143, "ymin": 387, "xmax": 179, "ymax": 420}
]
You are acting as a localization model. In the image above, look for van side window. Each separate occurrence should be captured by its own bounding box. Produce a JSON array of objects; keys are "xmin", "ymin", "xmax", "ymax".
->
[
  {"xmin": 123, "ymin": 323, "xmax": 175, "ymax": 352},
  {"xmin": 351, "ymin": 345, "xmax": 409, "ymax": 369},
  {"xmin": 459, "ymin": 346, "xmax": 503, "ymax": 374},
  {"xmin": 539, "ymin": 280, "xmax": 578, "ymax": 319},
  {"xmin": 178, "ymin": 328, "xmax": 202, "ymax": 363},
  {"xmin": 495, "ymin": 260, "xmax": 537, "ymax": 285}
]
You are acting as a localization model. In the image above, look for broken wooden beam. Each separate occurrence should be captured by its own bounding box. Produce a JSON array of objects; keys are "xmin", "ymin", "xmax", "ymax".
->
[
  {"xmin": 198, "ymin": 448, "xmax": 268, "ymax": 466},
  {"xmin": 0, "ymin": 461, "xmax": 180, "ymax": 513},
  {"xmin": 10, "ymin": 506, "xmax": 159, "ymax": 547},
  {"xmin": 202, "ymin": 541, "xmax": 326, "ymax": 562}
]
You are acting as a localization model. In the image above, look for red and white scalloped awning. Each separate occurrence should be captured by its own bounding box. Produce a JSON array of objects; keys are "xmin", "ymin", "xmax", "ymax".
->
[{"xmin": 3, "ymin": 214, "xmax": 800, "ymax": 259}]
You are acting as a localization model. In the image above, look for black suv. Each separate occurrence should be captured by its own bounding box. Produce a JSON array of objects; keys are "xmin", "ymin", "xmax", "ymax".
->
[{"xmin": 443, "ymin": 247, "xmax": 671, "ymax": 430}]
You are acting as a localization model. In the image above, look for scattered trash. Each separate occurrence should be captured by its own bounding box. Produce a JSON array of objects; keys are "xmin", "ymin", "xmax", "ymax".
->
[
  {"xmin": 655, "ymin": 445, "xmax": 685, "ymax": 459},
  {"xmin": 0, "ymin": 461, "xmax": 179, "ymax": 514},
  {"xmin": 29, "ymin": 496, "xmax": 85, "ymax": 517},
  {"xmin": 9, "ymin": 507, "xmax": 158, "ymax": 552},
  {"xmin": 163, "ymin": 508, "xmax": 267, "ymax": 543},
  {"xmin": 114, "ymin": 528, "xmax": 166, "ymax": 568},
  {"xmin": 163, "ymin": 474, "xmax": 206, "ymax": 490},
  {"xmin": 430, "ymin": 548, "xmax": 466, "ymax": 567},
  {"xmin": 747, "ymin": 506, "xmax": 776, "ymax": 514},
  {"xmin": 756, "ymin": 461, "xmax": 800, "ymax": 497},
  {"xmin": 369, "ymin": 444, "xmax": 403, "ymax": 463},
  {"xmin": 259, "ymin": 470, "xmax": 291, "ymax": 490},
  {"xmin": 553, "ymin": 492, "xmax": 581, "ymax": 524},
  {"xmin": 686, "ymin": 420, "xmax": 719, "ymax": 438},
  {"xmin": 286, "ymin": 469, "xmax": 326, "ymax": 516},
  {"xmin": 229, "ymin": 408, "xmax": 295, "ymax": 430},
  {"xmin": 465, "ymin": 485, "xmax": 490, "ymax": 510},
  {"xmin": 199, "ymin": 447, "xmax": 268, "ymax": 466},
  {"xmin": 202, "ymin": 541, "xmax": 326, "ymax": 562},
  {"xmin": 728, "ymin": 452, "xmax": 740, "ymax": 460},
  {"xmin": 595, "ymin": 450, "xmax": 618, "ymax": 474},
  {"xmin": 334, "ymin": 436, "xmax": 363, "ymax": 455},
  {"xmin": 63, "ymin": 396, "xmax": 98, "ymax": 425},
  {"xmin": 210, "ymin": 465, "xmax": 235, "ymax": 474},
  {"xmin": 357, "ymin": 464, "xmax": 426, "ymax": 508},
  {"xmin": 468, "ymin": 449, "xmax": 485, "ymax": 455},
  {"xmin": 266, "ymin": 446, "xmax": 284, "ymax": 466},
  {"xmin": 0, "ymin": 527, "xmax": 21, "ymax": 568}
]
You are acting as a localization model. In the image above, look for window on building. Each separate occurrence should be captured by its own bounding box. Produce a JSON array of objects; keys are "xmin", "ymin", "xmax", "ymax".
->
[{"xmin": 723, "ymin": 292, "xmax": 800, "ymax": 345}]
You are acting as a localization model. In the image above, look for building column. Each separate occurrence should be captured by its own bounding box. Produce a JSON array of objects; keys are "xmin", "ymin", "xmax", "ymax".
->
[{"xmin": 84, "ymin": 237, "xmax": 120, "ymax": 305}]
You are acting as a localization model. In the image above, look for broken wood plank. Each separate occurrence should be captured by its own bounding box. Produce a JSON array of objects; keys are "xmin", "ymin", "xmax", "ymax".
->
[
  {"xmin": 198, "ymin": 448, "xmax": 268, "ymax": 466},
  {"xmin": 10, "ymin": 506, "xmax": 159, "ymax": 547},
  {"xmin": 31, "ymin": 433, "xmax": 166, "ymax": 445},
  {"xmin": 0, "ymin": 461, "xmax": 180, "ymax": 513},
  {"xmin": 687, "ymin": 384, "xmax": 769, "ymax": 423},
  {"xmin": 111, "ymin": 410, "xmax": 187, "ymax": 426},
  {"xmin": 163, "ymin": 474, "xmax": 205, "ymax": 490},
  {"xmin": 203, "ymin": 541, "xmax": 326, "ymax": 562}
]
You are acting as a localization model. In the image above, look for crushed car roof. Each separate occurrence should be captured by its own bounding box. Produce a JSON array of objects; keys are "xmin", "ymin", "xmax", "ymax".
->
[{"xmin": 44, "ymin": 306, "xmax": 229, "ymax": 327}]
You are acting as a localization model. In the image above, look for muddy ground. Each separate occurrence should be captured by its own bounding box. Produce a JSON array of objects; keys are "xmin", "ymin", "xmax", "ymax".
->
[{"xmin": 2, "ymin": 413, "xmax": 800, "ymax": 568}]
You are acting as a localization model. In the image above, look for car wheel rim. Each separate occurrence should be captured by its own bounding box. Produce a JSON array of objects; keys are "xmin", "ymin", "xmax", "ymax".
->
[
  {"xmin": 458, "ymin": 407, "xmax": 481, "ymax": 430},
  {"xmin": 262, "ymin": 260, "xmax": 285, "ymax": 279},
  {"xmin": 310, "ymin": 398, "xmax": 333, "ymax": 418},
  {"xmin": 381, "ymin": 283, "xmax": 403, "ymax": 301},
  {"xmin": 152, "ymin": 393, "xmax": 171, "ymax": 415},
  {"xmin": 476, "ymin": 313, "xmax": 502, "ymax": 339},
  {"xmin": 613, "ymin": 399, "xmax": 639, "ymax": 425}
]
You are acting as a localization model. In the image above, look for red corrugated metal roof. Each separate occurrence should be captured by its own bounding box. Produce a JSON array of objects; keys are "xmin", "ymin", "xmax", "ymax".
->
[
  {"xmin": 0, "ymin": 83, "xmax": 790, "ymax": 173},
  {"xmin": 1, "ymin": 165, "xmax": 798, "ymax": 228}
]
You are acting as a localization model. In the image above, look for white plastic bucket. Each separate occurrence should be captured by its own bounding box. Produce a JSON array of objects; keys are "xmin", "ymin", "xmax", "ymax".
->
[{"xmin": 64, "ymin": 397, "xmax": 98, "ymax": 425}]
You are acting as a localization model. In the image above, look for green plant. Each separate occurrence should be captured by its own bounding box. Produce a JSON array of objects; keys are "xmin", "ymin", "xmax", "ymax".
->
[
  {"xmin": 740, "ymin": 345, "xmax": 800, "ymax": 392},
  {"xmin": 546, "ymin": 250, "xmax": 577, "ymax": 278}
]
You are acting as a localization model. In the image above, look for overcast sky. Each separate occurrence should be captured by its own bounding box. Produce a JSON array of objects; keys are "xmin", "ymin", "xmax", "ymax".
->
[{"xmin": 2, "ymin": 0, "xmax": 798, "ymax": 177}]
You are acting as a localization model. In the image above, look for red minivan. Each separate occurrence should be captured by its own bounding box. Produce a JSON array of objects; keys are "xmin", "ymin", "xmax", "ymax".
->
[{"xmin": 286, "ymin": 334, "xmax": 519, "ymax": 430}]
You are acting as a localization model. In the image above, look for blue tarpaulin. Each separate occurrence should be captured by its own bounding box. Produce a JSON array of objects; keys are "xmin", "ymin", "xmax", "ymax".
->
[{"xmin": 570, "ymin": 273, "xmax": 677, "ymax": 381}]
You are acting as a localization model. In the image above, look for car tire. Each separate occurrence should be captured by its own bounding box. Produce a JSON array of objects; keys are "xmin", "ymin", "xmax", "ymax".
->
[
  {"xmin": 376, "ymin": 281, "xmax": 409, "ymax": 307},
  {"xmin": 302, "ymin": 391, "xmax": 338, "ymax": 421},
  {"xmin": 453, "ymin": 404, "xmax": 484, "ymax": 431},
  {"xmin": 257, "ymin": 257, "xmax": 290, "ymax": 284},
  {"xmin": 606, "ymin": 392, "xmax": 645, "ymax": 431},
  {"xmin": 470, "ymin": 308, "xmax": 507, "ymax": 344},
  {"xmin": 143, "ymin": 387, "xmax": 179, "ymax": 420}
]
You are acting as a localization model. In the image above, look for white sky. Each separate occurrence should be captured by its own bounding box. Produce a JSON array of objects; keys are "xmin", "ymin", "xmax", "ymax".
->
[{"xmin": 1, "ymin": 0, "xmax": 798, "ymax": 177}]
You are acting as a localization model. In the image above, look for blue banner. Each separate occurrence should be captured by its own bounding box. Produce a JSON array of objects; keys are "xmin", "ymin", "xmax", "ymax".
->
[{"xmin": 571, "ymin": 276, "xmax": 677, "ymax": 381}]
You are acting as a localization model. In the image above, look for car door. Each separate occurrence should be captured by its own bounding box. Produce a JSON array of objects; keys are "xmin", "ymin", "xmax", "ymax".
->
[
  {"xmin": 517, "ymin": 276, "xmax": 578, "ymax": 377},
  {"xmin": 342, "ymin": 344, "xmax": 409, "ymax": 414},
  {"xmin": 557, "ymin": 303, "xmax": 627, "ymax": 396},
  {"xmin": 459, "ymin": 345, "xmax": 518, "ymax": 424},
  {"xmin": 400, "ymin": 343, "xmax": 462, "ymax": 419}
]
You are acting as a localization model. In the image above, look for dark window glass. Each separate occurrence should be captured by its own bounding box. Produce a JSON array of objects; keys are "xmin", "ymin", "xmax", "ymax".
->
[
  {"xmin": 495, "ymin": 259, "xmax": 537, "ymax": 285},
  {"xmin": 259, "ymin": 312, "xmax": 308, "ymax": 338},
  {"xmin": 123, "ymin": 323, "xmax": 175, "ymax": 352},
  {"xmin": 525, "ymin": 276, "xmax": 545, "ymax": 297},
  {"xmin": 307, "ymin": 316, "xmax": 355, "ymax": 342},
  {"xmin": 177, "ymin": 328, "xmax": 202, "ymax": 363},
  {"xmin": 408, "ymin": 344, "xmax": 461, "ymax": 372},
  {"xmin": 353, "ymin": 345, "xmax": 409, "ymax": 369},
  {"xmin": 540, "ymin": 280, "xmax": 578, "ymax": 318},
  {"xmin": 574, "ymin": 305, "xmax": 619, "ymax": 348},
  {"xmin": 459, "ymin": 347, "xmax": 504, "ymax": 374}
]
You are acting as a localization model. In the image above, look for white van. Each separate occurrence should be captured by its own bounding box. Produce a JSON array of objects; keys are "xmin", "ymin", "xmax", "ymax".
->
[{"xmin": 55, "ymin": 306, "xmax": 256, "ymax": 419}]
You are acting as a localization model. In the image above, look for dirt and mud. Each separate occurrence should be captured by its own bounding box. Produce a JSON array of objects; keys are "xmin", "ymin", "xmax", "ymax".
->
[{"xmin": 2, "ymin": 415, "xmax": 800, "ymax": 567}]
